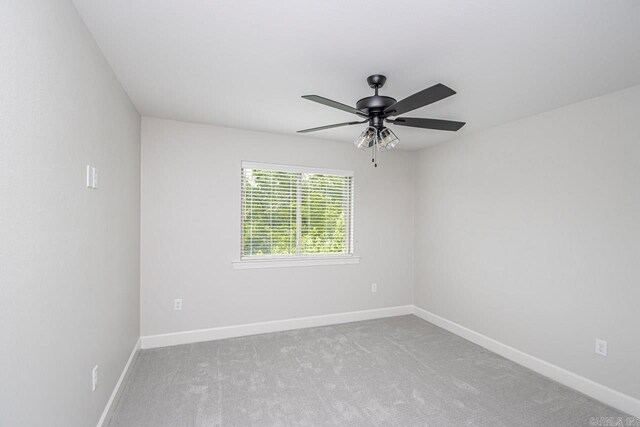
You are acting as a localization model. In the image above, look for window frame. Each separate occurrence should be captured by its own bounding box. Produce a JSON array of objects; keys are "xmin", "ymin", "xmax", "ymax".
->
[{"xmin": 233, "ymin": 161, "xmax": 359, "ymax": 269}]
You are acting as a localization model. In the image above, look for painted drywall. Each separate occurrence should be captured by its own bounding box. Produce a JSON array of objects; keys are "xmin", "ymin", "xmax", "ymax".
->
[
  {"xmin": 413, "ymin": 84, "xmax": 640, "ymax": 401},
  {"xmin": 140, "ymin": 118, "xmax": 414, "ymax": 336},
  {"xmin": 0, "ymin": 1, "xmax": 140, "ymax": 426}
]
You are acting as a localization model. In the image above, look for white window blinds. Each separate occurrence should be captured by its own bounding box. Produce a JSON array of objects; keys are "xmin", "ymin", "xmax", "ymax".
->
[{"xmin": 241, "ymin": 162, "xmax": 354, "ymax": 258}]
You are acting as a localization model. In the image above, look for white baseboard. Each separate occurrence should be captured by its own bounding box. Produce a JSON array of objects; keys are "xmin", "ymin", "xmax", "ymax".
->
[
  {"xmin": 140, "ymin": 305, "xmax": 414, "ymax": 349},
  {"xmin": 97, "ymin": 338, "xmax": 141, "ymax": 427},
  {"xmin": 412, "ymin": 305, "xmax": 640, "ymax": 418}
]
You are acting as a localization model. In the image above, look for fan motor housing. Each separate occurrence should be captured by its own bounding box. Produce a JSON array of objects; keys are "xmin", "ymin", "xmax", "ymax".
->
[{"xmin": 356, "ymin": 96, "xmax": 396, "ymax": 115}]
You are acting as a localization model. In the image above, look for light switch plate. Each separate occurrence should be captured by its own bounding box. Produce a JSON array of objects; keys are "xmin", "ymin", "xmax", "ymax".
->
[
  {"xmin": 92, "ymin": 365, "xmax": 99, "ymax": 391},
  {"xmin": 86, "ymin": 165, "xmax": 98, "ymax": 189}
]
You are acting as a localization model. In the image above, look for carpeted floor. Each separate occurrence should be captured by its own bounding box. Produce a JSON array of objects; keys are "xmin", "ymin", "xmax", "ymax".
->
[{"xmin": 106, "ymin": 315, "xmax": 628, "ymax": 426}]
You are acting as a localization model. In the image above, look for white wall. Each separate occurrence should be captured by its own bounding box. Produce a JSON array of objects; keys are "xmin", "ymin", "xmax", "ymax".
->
[
  {"xmin": 0, "ymin": 1, "xmax": 140, "ymax": 426},
  {"xmin": 413, "ymin": 85, "xmax": 640, "ymax": 401},
  {"xmin": 140, "ymin": 118, "xmax": 414, "ymax": 336}
]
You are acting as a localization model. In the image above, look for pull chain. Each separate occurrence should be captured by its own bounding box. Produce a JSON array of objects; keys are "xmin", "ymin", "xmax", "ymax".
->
[{"xmin": 374, "ymin": 136, "xmax": 378, "ymax": 168}]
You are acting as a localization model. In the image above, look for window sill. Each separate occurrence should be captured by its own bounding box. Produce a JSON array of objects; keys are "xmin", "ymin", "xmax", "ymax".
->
[{"xmin": 232, "ymin": 256, "xmax": 360, "ymax": 270}]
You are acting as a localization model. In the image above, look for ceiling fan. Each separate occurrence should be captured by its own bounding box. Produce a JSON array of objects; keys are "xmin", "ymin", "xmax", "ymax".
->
[{"xmin": 298, "ymin": 75, "xmax": 465, "ymax": 166}]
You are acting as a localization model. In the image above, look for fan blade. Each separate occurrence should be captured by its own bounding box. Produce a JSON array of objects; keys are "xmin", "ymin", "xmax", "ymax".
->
[
  {"xmin": 384, "ymin": 84, "xmax": 456, "ymax": 116},
  {"xmin": 302, "ymin": 95, "xmax": 367, "ymax": 117},
  {"xmin": 388, "ymin": 117, "xmax": 466, "ymax": 131},
  {"xmin": 297, "ymin": 120, "xmax": 367, "ymax": 134}
]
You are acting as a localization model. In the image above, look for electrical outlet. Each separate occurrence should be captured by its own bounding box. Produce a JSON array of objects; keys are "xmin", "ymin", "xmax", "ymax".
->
[
  {"xmin": 595, "ymin": 338, "xmax": 607, "ymax": 357},
  {"xmin": 174, "ymin": 298, "xmax": 183, "ymax": 311},
  {"xmin": 92, "ymin": 365, "xmax": 99, "ymax": 391},
  {"xmin": 371, "ymin": 283, "xmax": 377, "ymax": 293}
]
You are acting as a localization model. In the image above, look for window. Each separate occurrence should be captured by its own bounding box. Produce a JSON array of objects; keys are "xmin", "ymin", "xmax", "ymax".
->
[{"xmin": 239, "ymin": 162, "xmax": 355, "ymax": 266}]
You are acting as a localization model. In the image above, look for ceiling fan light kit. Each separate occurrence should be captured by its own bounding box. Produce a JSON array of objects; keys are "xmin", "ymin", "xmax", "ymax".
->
[{"xmin": 299, "ymin": 74, "xmax": 465, "ymax": 166}]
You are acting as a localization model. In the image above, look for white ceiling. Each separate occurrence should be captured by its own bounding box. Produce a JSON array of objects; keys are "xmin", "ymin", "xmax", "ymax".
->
[{"xmin": 72, "ymin": 0, "xmax": 640, "ymax": 150}]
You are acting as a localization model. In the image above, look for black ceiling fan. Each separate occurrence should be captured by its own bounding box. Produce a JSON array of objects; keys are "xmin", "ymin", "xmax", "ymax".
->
[{"xmin": 298, "ymin": 75, "xmax": 465, "ymax": 161}]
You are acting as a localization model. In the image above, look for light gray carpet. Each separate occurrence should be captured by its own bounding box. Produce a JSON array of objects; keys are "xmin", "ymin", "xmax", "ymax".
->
[{"xmin": 107, "ymin": 315, "xmax": 628, "ymax": 426}]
